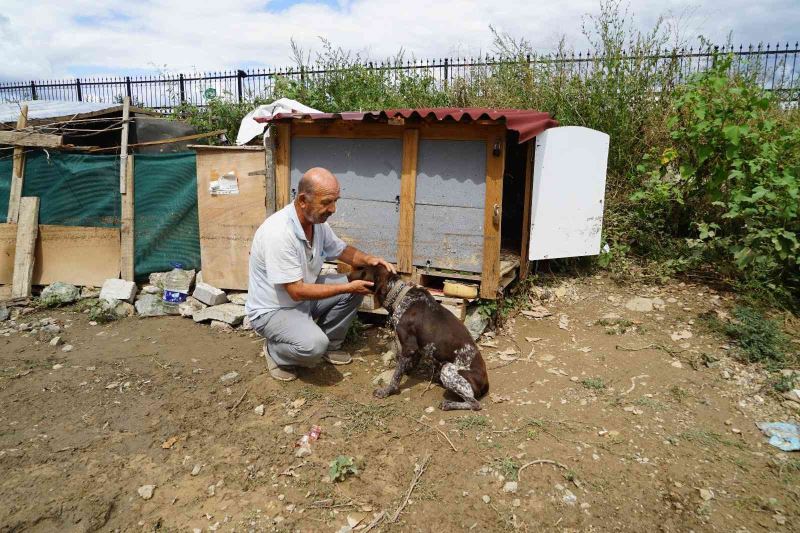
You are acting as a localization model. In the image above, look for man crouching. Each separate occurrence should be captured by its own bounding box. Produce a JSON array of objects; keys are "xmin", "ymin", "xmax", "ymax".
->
[{"xmin": 246, "ymin": 167, "xmax": 395, "ymax": 381}]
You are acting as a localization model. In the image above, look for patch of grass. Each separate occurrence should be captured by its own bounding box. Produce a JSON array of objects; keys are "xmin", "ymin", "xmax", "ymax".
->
[
  {"xmin": 669, "ymin": 385, "xmax": 690, "ymax": 403},
  {"xmin": 581, "ymin": 377, "xmax": 606, "ymax": 390},
  {"xmin": 326, "ymin": 396, "xmax": 397, "ymax": 436},
  {"xmin": 679, "ymin": 429, "xmax": 746, "ymax": 450},
  {"xmin": 770, "ymin": 373, "xmax": 797, "ymax": 393},
  {"xmin": 707, "ymin": 306, "xmax": 792, "ymax": 367},
  {"xmin": 492, "ymin": 457, "xmax": 520, "ymax": 481},
  {"xmin": 456, "ymin": 415, "xmax": 489, "ymax": 431},
  {"xmin": 634, "ymin": 397, "xmax": 666, "ymax": 410},
  {"xmin": 596, "ymin": 318, "xmax": 634, "ymax": 335},
  {"xmin": 343, "ymin": 317, "xmax": 366, "ymax": 347}
]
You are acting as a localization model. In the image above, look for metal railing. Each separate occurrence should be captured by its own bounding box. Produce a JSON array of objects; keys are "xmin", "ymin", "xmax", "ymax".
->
[{"xmin": 1, "ymin": 42, "xmax": 797, "ymax": 112}]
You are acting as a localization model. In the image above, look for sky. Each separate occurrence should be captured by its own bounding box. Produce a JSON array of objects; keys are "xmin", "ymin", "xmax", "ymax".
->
[{"xmin": 0, "ymin": 0, "xmax": 797, "ymax": 83}]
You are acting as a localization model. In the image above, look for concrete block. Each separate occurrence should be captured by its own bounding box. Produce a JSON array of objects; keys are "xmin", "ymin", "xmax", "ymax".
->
[
  {"xmin": 193, "ymin": 282, "xmax": 228, "ymax": 306},
  {"xmin": 193, "ymin": 303, "xmax": 245, "ymax": 326},
  {"xmin": 135, "ymin": 294, "xmax": 179, "ymax": 317},
  {"xmin": 99, "ymin": 279, "xmax": 137, "ymax": 303}
]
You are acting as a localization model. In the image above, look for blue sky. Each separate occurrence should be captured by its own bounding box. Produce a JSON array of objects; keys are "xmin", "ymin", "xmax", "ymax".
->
[{"xmin": 0, "ymin": 0, "xmax": 797, "ymax": 82}]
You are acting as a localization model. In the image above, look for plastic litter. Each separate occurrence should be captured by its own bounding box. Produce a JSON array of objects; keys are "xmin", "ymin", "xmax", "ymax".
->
[
  {"xmin": 756, "ymin": 422, "xmax": 800, "ymax": 451},
  {"xmin": 294, "ymin": 425, "xmax": 322, "ymax": 457}
]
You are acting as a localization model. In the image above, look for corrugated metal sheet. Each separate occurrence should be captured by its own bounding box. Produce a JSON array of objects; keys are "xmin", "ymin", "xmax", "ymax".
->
[
  {"xmin": 0, "ymin": 100, "xmax": 155, "ymax": 124},
  {"xmin": 259, "ymin": 107, "xmax": 558, "ymax": 143}
]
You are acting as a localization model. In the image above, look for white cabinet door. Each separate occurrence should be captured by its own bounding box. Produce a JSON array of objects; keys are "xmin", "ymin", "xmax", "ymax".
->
[{"xmin": 529, "ymin": 126, "xmax": 609, "ymax": 261}]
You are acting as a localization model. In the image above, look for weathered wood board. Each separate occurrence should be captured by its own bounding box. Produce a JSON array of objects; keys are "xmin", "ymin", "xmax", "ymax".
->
[
  {"xmin": 195, "ymin": 146, "xmax": 267, "ymax": 290},
  {"xmin": 0, "ymin": 224, "xmax": 120, "ymax": 287}
]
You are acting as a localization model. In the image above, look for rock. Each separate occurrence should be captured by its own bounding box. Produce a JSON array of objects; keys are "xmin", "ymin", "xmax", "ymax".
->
[
  {"xmin": 512, "ymin": 498, "xmax": 521, "ymax": 507},
  {"xmin": 142, "ymin": 285, "xmax": 161, "ymax": 294},
  {"xmin": 99, "ymin": 279, "xmax": 137, "ymax": 303},
  {"xmin": 135, "ymin": 294, "xmax": 179, "ymax": 317},
  {"xmin": 40, "ymin": 282, "xmax": 80, "ymax": 305},
  {"xmin": 178, "ymin": 296, "xmax": 207, "ymax": 318},
  {"xmin": 137, "ymin": 485, "xmax": 155, "ymax": 500},
  {"xmin": 254, "ymin": 404, "xmax": 265, "ymax": 416},
  {"xmin": 227, "ymin": 292, "xmax": 248, "ymax": 306},
  {"xmin": 149, "ymin": 268, "xmax": 195, "ymax": 293},
  {"xmin": 239, "ymin": 316, "xmax": 253, "ymax": 331},
  {"xmin": 113, "ymin": 301, "xmax": 135, "ymax": 318},
  {"xmin": 372, "ymin": 369, "xmax": 395, "ymax": 386},
  {"xmin": 699, "ymin": 488, "xmax": 714, "ymax": 501},
  {"xmin": 37, "ymin": 324, "xmax": 61, "ymax": 342},
  {"xmin": 283, "ymin": 425, "xmax": 294, "ymax": 434},
  {"xmin": 782, "ymin": 389, "xmax": 800, "ymax": 403},
  {"xmin": 424, "ymin": 406, "xmax": 435, "ymax": 413},
  {"xmin": 503, "ymin": 481, "xmax": 518, "ymax": 493},
  {"xmin": 191, "ymin": 464, "xmax": 202, "ymax": 476},
  {"xmin": 193, "ymin": 303, "xmax": 245, "ymax": 326},
  {"xmin": 381, "ymin": 349, "xmax": 396, "ymax": 366},
  {"xmin": 148, "ymin": 272, "xmax": 167, "ymax": 288},
  {"xmin": 210, "ymin": 320, "xmax": 233, "ymax": 332},
  {"xmin": 562, "ymin": 489, "xmax": 577, "ymax": 505},
  {"xmin": 207, "ymin": 484, "xmax": 215, "ymax": 497},
  {"xmin": 671, "ymin": 360, "xmax": 683, "ymax": 369},
  {"xmin": 193, "ymin": 282, "xmax": 228, "ymax": 306},
  {"xmin": 465, "ymin": 307, "xmax": 489, "ymax": 341},
  {"xmin": 670, "ymin": 330, "xmax": 693, "ymax": 341},
  {"xmin": 220, "ymin": 371, "xmax": 240, "ymax": 384},
  {"xmin": 481, "ymin": 495, "xmax": 491, "ymax": 504},
  {"xmin": 62, "ymin": 344, "xmax": 74, "ymax": 352},
  {"xmin": 52, "ymin": 363, "xmax": 64, "ymax": 370},
  {"xmin": 79, "ymin": 286, "xmax": 100, "ymax": 299},
  {"xmin": 49, "ymin": 336, "xmax": 63, "ymax": 346},
  {"xmin": 782, "ymin": 400, "xmax": 800, "ymax": 412},
  {"xmin": 625, "ymin": 297, "xmax": 655, "ymax": 313},
  {"xmin": 0, "ymin": 306, "xmax": 8, "ymax": 321}
]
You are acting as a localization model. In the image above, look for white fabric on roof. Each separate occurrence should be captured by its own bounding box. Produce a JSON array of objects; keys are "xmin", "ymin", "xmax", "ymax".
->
[{"xmin": 235, "ymin": 98, "xmax": 320, "ymax": 145}]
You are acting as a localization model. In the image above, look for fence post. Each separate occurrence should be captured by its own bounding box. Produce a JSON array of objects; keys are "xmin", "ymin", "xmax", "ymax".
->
[
  {"xmin": 76, "ymin": 78, "xmax": 82, "ymax": 101},
  {"xmin": 179, "ymin": 74, "xmax": 186, "ymax": 104},
  {"xmin": 237, "ymin": 70, "xmax": 246, "ymax": 103},
  {"xmin": 30, "ymin": 81, "xmax": 37, "ymax": 100},
  {"xmin": 125, "ymin": 76, "xmax": 132, "ymax": 98},
  {"xmin": 444, "ymin": 58, "xmax": 449, "ymax": 87}
]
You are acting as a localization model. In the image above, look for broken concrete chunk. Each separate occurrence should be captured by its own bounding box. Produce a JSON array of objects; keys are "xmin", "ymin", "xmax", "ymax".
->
[
  {"xmin": 79, "ymin": 286, "xmax": 100, "ymax": 299},
  {"xmin": 135, "ymin": 294, "xmax": 180, "ymax": 317},
  {"xmin": 193, "ymin": 303, "xmax": 244, "ymax": 326},
  {"xmin": 178, "ymin": 296, "xmax": 207, "ymax": 318},
  {"xmin": 40, "ymin": 282, "xmax": 80, "ymax": 305},
  {"xmin": 99, "ymin": 279, "xmax": 137, "ymax": 303},
  {"xmin": 137, "ymin": 484, "xmax": 155, "ymax": 500},
  {"xmin": 227, "ymin": 292, "xmax": 248, "ymax": 306},
  {"xmin": 142, "ymin": 285, "xmax": 162, "ymax": 295},
  {"xmin": 193, "ymin": 282, "xmax": 228, "ymax": 306}
]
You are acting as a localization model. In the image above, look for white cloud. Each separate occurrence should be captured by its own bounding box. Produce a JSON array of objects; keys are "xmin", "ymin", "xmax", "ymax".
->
[{"xmin": 0, "ymin": 0, "xmax": 797, "ymax": 82}]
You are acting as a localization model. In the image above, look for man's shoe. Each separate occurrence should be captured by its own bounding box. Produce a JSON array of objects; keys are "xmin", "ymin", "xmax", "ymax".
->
[
  {"xmin": 263, "ymin": 342, "xmax": 297, "ymax": 381},
  {"xmin": 323, "ymin": 350, "xmax": 352, "ymax": 365}
]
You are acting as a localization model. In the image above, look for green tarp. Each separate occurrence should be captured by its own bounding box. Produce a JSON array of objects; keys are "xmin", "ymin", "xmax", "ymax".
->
[{"xmin": 0, "ymin": 149, "xmax": 201, "ymax": 280}]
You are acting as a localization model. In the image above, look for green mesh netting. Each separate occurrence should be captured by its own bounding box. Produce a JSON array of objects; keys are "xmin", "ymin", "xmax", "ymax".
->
[
  {"xmin": 133, "ymin": 153, "xmax": 200, "ymax": 279},
  {"xmin": 22, "ymin": 152, "xmax": 120, "ymax": 227},
  {"xmin": 0, "ymin": 156, "xmax": 10, "ymax": 217}
]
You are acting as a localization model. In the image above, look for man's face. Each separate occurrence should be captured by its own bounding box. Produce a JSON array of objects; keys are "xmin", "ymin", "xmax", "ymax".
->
[{"xmin": 299, "ymin": 184, "xmax": 340, "ymax": 224}]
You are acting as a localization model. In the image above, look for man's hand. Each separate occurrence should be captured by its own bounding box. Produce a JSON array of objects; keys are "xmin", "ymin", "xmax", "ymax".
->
[
  {"xmin": 366, "ymin": 255, "xmax": 397, "ymax": 274},
  {"xmin": 347, "ymin": 280, "xmax": 374, "ymax": 295}
]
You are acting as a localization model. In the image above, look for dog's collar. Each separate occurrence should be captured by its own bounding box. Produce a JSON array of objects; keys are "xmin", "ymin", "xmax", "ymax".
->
[{"xmin": 382, "ymin": 280, "xmax": 415, "ymax": 311}]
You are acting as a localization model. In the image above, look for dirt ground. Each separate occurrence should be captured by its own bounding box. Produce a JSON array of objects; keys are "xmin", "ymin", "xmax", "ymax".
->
[{"xmin": 1, "ymin": 273, "xmax": 799, "ymax": 532}]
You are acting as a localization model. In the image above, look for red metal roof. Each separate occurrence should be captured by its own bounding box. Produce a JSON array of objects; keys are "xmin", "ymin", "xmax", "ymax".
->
[{"xmin": 260, "ymin": 107, "xmax": 558, "ymax": 143}]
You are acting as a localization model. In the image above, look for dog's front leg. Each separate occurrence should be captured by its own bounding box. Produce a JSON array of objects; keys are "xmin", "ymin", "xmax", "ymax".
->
[{"xmin": 374, "ymin": 334, "xmax": 417, "ymax": 399}]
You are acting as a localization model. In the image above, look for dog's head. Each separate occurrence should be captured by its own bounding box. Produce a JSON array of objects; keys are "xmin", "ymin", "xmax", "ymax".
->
[{"xmin": 348, "ymin": 264, "xmax": 398, "ymax": 306}]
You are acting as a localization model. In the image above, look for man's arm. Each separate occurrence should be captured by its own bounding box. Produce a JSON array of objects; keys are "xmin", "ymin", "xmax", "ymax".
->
[
  {"xmin": 283, "ymin": 278, "xmax": 373, "ymax": 301},
  {"xmin": 338, "ymin": 245, "xmax": 397, "ymax": 273}
]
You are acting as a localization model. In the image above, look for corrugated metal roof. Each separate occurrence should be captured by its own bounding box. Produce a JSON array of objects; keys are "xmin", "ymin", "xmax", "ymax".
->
[
  {"xmin": 260, "ymin": 107, "xmax": 558, "ymax": 143},
  {"xmin": 0, "ymin": 100, "xmax": 155, "ymax": 124}
]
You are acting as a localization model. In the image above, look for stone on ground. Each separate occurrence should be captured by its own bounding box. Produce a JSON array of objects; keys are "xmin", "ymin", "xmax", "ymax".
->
[
  {"xmin": 135, "ymin": 294, "xmax": 180, "ymax": 317},
  {"xmin": 178, "ymin": 296, "xmax": 207, "ymax": 318},
  {"xmin": 137, "ymin": 485, "xmax": 155, "ymax": 500},
  {"xmin": 464, "ymin": 306, "xmax": 489, "ymax": 341},
  {"xmin": 40, "ymin": 282, "xmax": 80, "ymax": 305},
  {"xmin": 193, "ymin": 282, "xmax": 228, "ymax": 306},
  {"xmin": 372, "ymin": 369, "xmax": 395, "ymax": 386},
  {"xmin": 227, "ymin": 292, "xmax": 248, "ymax": 306},
  {"xmin": 99, "ymin": 279, "xmax": 137, "ymax": 303},
  {"xmin": 210, "ymin": 320, "xmax": 233, "ymax": 332},
  {"xmin": 193, "ymin": 303, "xmax": 245, "ymax": 326},
  {"xmin": 36, "ymin": 324, "xmax": 61, "ymax": 342},
  {"xmin": 79, "ymin": 286, "xmax": 100, "ymax": 299},
  {"xmin": 0, "ymin": 307, "xmax": 9, "ymax": 322}
]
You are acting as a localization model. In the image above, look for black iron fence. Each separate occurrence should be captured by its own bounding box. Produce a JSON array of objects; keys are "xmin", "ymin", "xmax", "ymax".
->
[{"xmin": 1, "ymin": 42, "xmax": 797, "ymax": 112}]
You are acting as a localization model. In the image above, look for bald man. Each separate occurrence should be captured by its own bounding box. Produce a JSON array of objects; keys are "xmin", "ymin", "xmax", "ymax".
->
[{"xmin": 246, "ymin": 167, "xmax": 396, "ymax": 381}]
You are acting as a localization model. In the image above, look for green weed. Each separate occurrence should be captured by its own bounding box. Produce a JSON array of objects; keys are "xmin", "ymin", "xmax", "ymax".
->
[
  {"xmin": 457, "ymin": 415, "xmax": 490, "ymax": 431},
  {"xmin": 581, "ymin": 377, "xmax": 606, "ymax": 390}
]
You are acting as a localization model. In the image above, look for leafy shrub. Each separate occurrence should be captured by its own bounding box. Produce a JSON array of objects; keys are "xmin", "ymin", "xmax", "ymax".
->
[
  {"xmin": 716, "ymin": 306, "xmax": 790, "ymax": 366},
  {"xmin": 329, "ymin": 455, "xmax": 359, "ymax": 482}
]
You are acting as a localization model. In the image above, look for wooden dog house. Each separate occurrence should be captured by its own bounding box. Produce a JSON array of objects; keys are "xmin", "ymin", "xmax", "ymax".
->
[{"xmin": 193, "ymin": 108, "xmax": 610, "ymax": 303}]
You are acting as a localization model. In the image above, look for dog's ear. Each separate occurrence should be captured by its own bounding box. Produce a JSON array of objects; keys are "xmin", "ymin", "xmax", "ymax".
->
[{"xmin": 347, "ymin": 268, "xmax": 365, "ymax": 282}]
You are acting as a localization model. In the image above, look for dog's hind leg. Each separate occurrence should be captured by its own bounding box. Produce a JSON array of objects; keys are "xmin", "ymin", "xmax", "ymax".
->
[{"xmin": 439, "ymin": 363, "xmax": 481, "ymax": 411}]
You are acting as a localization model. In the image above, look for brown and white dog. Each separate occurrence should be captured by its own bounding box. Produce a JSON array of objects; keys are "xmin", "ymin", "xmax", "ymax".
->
[{"xmin": 349, "ymin": 265, "xmax": 489, "ymax": 410}]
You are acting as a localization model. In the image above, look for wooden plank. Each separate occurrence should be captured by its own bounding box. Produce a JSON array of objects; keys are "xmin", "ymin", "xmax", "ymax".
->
[
  {"xmin": 119, "ymin": 96, "xmax": 130, "ymax": 194},
  {"xmin": 415, "ymin": 267, "xmax": 481, "ymax": 282},
  {"xmin": 89, "ymin": 129, "xmax": 226, "ymax": 152},
  {"xmin": 417, "ymin": 123, "xmax": 495, "ymax": 141},
  {"xmin": 0, "ymin": 130, "xmax": 63, "ymax": 148},
  {"xmin": 11, "ymin": 197, "xmax": 39, "ymax": 297},
  {"xmin": 519, "ymin": 140, "xmax": 534, "ymax": 279},
  {"xmin": 264, "ymin": 125, "xmax": 277, "ymax": 216},
  {"xmin": 292, "ymin": 121, "xmax": 404, "ymax": 139},
  {"xmin": 480, "ymin": 129, "xmax": 505, "ymax": 299},
  {"xmin": 196, "ymin": 148, "xmax": 267, "ymax": 290},
  {"xmin": 7, "ymin": 104, "xmax": 28, "ymax": 223},
  {"xmin": 0, "ymin": 224, "xmax": 120, "ymax": 287},
  {"xmin": 120, "ymin": 155, "xmax": 135, "ymax": 281},
  {"xmin": 274, "ymin": 123, "xmax": 291, "ymax": 209},
  {"xmin": 397, "ymin": 129, "xmax": 419, "ymax": 273}
]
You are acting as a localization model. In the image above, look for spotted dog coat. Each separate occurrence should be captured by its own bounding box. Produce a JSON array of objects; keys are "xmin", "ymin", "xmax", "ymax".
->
[{"xmin": 349, "ymin": 265, "xmax": 489, "ymax": 410}]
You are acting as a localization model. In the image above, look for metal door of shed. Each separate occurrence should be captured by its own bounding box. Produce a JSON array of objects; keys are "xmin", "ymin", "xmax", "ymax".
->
[
  {"xmin": 290, "ymin": 137, "xmax": 403, "ymax": 262},
  {"xmin": 413, "ymin": 139, "xmax": 486, "ymax": 272}
]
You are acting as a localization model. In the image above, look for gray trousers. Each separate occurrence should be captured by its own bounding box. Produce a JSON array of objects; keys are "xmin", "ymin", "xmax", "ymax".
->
[{"xmin": 250, "ymin": 274, "xmax": 363, "ymax": 367}]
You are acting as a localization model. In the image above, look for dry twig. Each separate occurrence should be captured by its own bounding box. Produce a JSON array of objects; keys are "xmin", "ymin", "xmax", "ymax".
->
[
  {"xmin": 621, "ymin": 374, "xmax": 650, "ymax": 396},
  {"xmin": 403, "ymin": 414, "xmax": 458, "ymax": 452},
  {"xmin": 229, "ymin": 387, "xmax": 249, "ymax": 411},
  {"xmin": 391, "ymin": 455, "xmax": 431, "ymax": 522},
  {"xmin": 517, "ymin": 459, "xmax": 570, "ymax": 480},
  {"xmin": 362, "ymin": 511, "xmax": 386, "ymax": 532}
]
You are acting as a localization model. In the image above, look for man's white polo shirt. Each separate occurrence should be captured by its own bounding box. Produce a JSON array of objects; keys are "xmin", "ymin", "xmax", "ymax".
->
[{"xmin": 246, "ymin": 203, "xmax": 347, "ymax": 321}]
